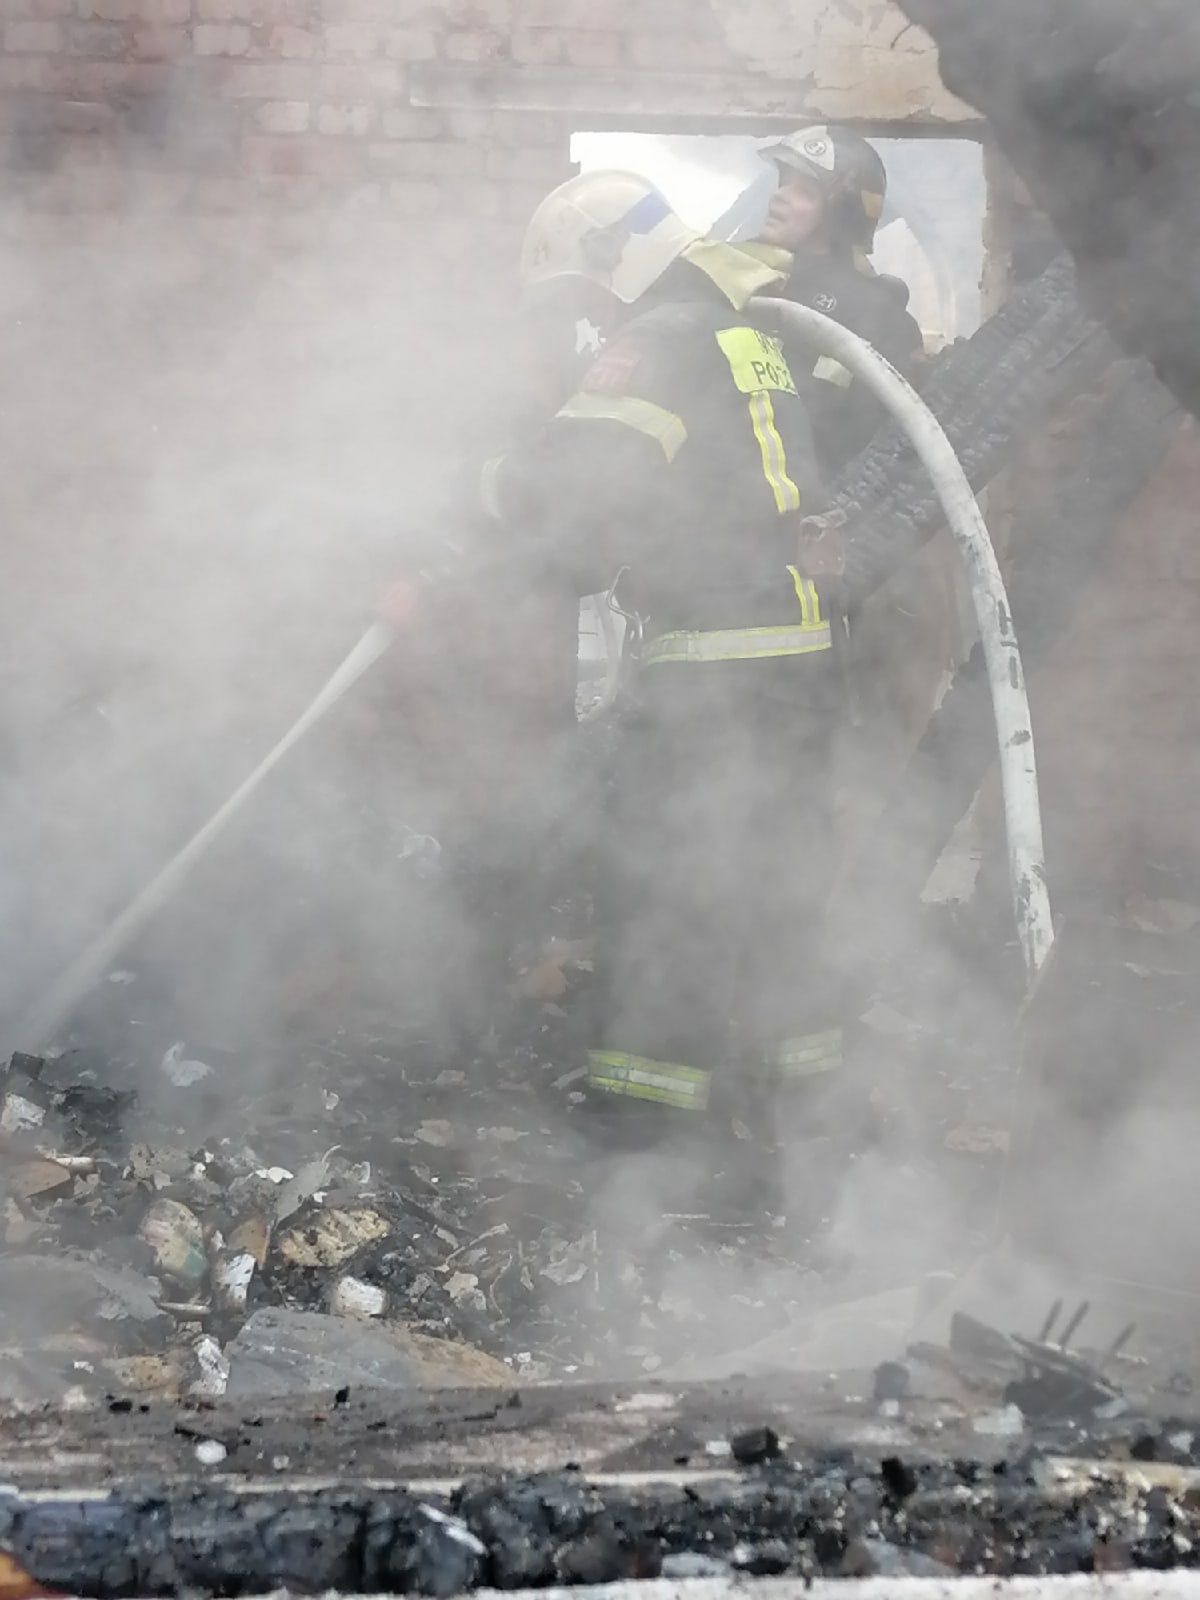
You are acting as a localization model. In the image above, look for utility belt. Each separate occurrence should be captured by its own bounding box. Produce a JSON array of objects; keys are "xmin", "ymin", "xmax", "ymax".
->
[
  {"xmin": 606, "ymin": 564, "xmax": 836, "ymax": 686},
  {"xmin": 640, "ymin": 565, "xmax": 833, "ymax": 668}
]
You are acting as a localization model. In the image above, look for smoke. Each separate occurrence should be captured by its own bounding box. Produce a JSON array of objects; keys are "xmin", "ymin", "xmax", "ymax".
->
[
  {"xmin": 1, "ymin": 23, "xmax": 1192, "ymax": 1407},
  {"xmin": 0, "ymin": 125, "xmax": 538, "ymax": 1070}
]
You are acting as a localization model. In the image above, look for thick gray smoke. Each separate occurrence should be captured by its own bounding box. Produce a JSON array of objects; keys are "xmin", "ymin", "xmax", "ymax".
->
[{"xmin": 1, "ymin": 28, "xmax": 1190, "ymax": 1403}]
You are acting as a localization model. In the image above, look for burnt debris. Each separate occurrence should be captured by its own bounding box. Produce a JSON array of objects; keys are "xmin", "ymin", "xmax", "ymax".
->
[{"xmin": 5, "ymin": 1446, "xmax": 1200, "ymax": 1596}]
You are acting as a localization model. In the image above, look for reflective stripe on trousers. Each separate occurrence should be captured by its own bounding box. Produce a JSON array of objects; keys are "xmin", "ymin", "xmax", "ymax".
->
[
  {"xmin": 770, "ymin": 1026, "xmax": 844, "ymax": 1078},
  {"xmin": 640, "ymin": 568, "xmax": 832, "ymax": 667},
  {"xmin": 588, "ymin": 1050, "xmax": 711, "ymax": 1111}
]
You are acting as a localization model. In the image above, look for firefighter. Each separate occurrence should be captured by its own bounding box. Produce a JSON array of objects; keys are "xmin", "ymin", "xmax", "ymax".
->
[
  {"xmin": 391, "ymin": 170, "xmax": 851, "ymax": 1163},
  {"xmin": 756, "ymin": 125, "xmax": 926, "ymax": 473}
]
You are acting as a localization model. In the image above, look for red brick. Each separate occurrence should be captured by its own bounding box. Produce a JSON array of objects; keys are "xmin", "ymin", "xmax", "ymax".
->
[
  {"xmin": 32, "ymin": 162, "xmax": 125, "ymax": 209},
  {"xmin": 485, "ymin": 144, "xmax": 569, "ymax": 183},
  {"xmin": 207, "ymin": 60, "xmax": 314, "ymax": 96},
  {"xmin": 443, "ymin": 27, "xmax": 505, "ymax": 62},
  {"xmin": 242, "ymin": 133, "xmax": 362, "ymax": 179},
  {"xmin": 255, "ymin": 173, "xmax": 329, "ymax": 206},
  {"xmin": 131, "ymin": 23, "xmax": 189, "ymax": 55},
  {"xmin": 445, "ymin": 108, "xmax": 564, "ymax": 146},
  {"xmin": 41, "ymin": 98, "xmax": 118, "ymax": 133},
  {"xmin": 189, "ymin": 172, "xmax": 259, "ymax": 208},
  {"xmin": 441, "ymin": 0, "xmax": 512, "ymax": 24},
  {"xmin": 449, "ymin": 178, "xmax": 505, "ymax": 217},
  {"xmin": 5, "ymin": 19, "xmax": 64, "ymax": 49},
  {"xmin": 383, "ymin": 27, "xmax": 437, "ymax": 60},
  {"xmin": 254, "ymin": 98, "xmax": 310, "ymax": 132},
  {"xmin": 510, "ymin": 28, "xmax": 564, "ymax": 65},
  {"xmin": 339, "ymin": 179, "xmax": 384, "ymax": 208},
  {"xmin": 78, "ymin": 0, "xmax": 189, "ymax": 19},
  {"xmin": 5, "ymin": 0, "xmax": 72, "ymax": 17},
  {"xmin": 194, "ymin": 21, "xmax": 250, "ymax": 52},
  {"xmin": 268, "ymin": 24, "xmax": 315, "ymax": 58},
  {"xmin": 322, "ymin": 25, "xmax": 379, "ymax": 57},
  {"xmin": 196, "ymin": 0, "xmax": 306, "ymax": 21},
  {"xmin": 385, "ymin": 176, "xmax": 440, "ymax": 215},
  {"xmin": 0, "ymin": 57, "xmax": 54, "ymax": 91},
  {"xmin": 367, "ymin": 137, "xmax": 484, "ymax": 177},
  {"xmin": 320, "ymin": 0, "xmax": 431, "ymax": 18},
  {"xmin": 316, "ymin": 102, "xmax": 371, "ymax": 135},
  {"xmin": 379, "ymin": 105, "xmax": 443, "ymax": 138},
  {"xmin": 563, "ymin": 29, "xmax": 623, "ymax": 68},
  {"xmin": 315, "ymin": 60, "xmax": 402, "ymax": 95},
  {"xmin": 638, "ymin": 0, "xmax": 709, "ymax": 30},
  {"xmin": 125, "ymin": 170, "xmax": 193, "ymax": 207},
  {"xmin": 10, "ymin": 57, "xmax": 162, "ymax": 92},
  {"xmin": 67, "ymin": 21, "xmax": 128, "ymax": 54}
]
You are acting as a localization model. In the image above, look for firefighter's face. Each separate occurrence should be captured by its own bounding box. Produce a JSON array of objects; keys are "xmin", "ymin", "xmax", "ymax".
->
[{"xmin": 760, "ymin": 169, "xmax": 826, "ymax": 248}]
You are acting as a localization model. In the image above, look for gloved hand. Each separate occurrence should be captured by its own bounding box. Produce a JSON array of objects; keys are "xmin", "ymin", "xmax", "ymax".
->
[{"xmin": 375, "ymin": 540, "xmax": 471, "ymax": 632}]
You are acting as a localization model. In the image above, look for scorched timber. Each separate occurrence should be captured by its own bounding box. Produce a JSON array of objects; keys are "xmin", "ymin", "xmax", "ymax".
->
[{"xmin": 895, "ymin": 0, "xmax": 1200, "ymax": 420}]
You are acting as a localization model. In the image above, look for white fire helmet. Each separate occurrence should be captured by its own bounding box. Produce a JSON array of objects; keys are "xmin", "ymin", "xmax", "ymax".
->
[{"xmin": 520, "ymin": 170, "xmax": 702, "ymax": 307}]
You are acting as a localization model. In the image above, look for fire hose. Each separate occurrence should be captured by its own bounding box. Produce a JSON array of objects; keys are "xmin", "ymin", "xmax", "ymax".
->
[{"xmin": 757, "ymin": 295, "xmax": 1056, "ymax": 985}]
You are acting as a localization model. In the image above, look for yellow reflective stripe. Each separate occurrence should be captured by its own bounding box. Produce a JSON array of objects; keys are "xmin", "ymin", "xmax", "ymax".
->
[
  {"xmin": 774, "ymin": 1028, "xmax": 844, "ymax": 1077},
  {"xmin": 786, "ymin": 564, "xmax": 824, "ymax": 628},
  {"xmin": 641, "ymin": 568, "xmax": 829, "ymax": 667},
  {"xmin": 813, "ymin": 355, "xmax": 853, "ymax": 389},
  {"xmin": 557, "ymin": 393, "xmax": 688, "ymax": 462},
  {"xmin": 747, "ymin": 390, "xmax": 802, "ymax": 512},
  {"xmin": 479, "ymin": 455, "xmax": 505, "ymax": 520},
  {"xmin": 588, "ymin": 1051, "xmax": 711, "ymax": 1111},
  {"xmin": 641, "ymin": 623, "xmax": 831, "ymax": 666}
]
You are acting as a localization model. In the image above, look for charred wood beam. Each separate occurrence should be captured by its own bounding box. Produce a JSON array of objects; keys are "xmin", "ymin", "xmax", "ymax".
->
[{"xmin": 895, "ymin": 0, "xmax": 1200, "ymax": 419}]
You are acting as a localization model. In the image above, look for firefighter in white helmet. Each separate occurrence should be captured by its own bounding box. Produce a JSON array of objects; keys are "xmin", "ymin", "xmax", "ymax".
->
[{"xmin": 393, "ymin": 167, "xmax": 850, "ymax": 1169}]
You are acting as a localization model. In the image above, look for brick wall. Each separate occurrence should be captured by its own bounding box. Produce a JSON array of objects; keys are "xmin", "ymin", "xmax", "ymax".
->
[{"xmin": 0, "ymin": 0, "xmax": 963, "ymax": 221}]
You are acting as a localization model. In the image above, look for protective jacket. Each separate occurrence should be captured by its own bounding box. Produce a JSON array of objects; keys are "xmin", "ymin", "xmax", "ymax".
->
[
  {"xmin": 478, "ymin": 241, "xmax": 847, "ymax": 1127},
  {"xmin": 777, "ymin": 248, "xmax": 926, "ymax": 473},
  {"xmin": 484, "ymin": 241, "xmax": 838, "ymax": 676}
]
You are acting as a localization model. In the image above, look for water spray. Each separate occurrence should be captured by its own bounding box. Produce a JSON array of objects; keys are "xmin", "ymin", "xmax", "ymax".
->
[{"xmin": 14, "ymin": 620, "xmax": 397, "ymax": 1053}]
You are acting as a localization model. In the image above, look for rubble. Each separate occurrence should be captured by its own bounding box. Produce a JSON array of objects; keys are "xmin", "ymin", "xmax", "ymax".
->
[
  {"xmin": 0, "ymin": 1025, "xmax": 857, "ymax": 1397},
  {"xmin": 224, "ymin": 1308, "xmax": 424, "ymax": 1398},
  {"xmin": 7, "ymin": 1440, "xmax": 1200, "ymax": 1593},
  {"xmin": 0, "ymin": 954, "xmax": 1196, "ymax": 1474}
]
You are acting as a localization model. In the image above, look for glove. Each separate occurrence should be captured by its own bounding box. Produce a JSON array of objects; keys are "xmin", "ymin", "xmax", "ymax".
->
[
  {"xmin": 377, "ymin": 577, "xmax": 425, "ymax": 630},
  {"xmin": 375, "ymin": 541, "xmax": 471, "ymax": 631}
]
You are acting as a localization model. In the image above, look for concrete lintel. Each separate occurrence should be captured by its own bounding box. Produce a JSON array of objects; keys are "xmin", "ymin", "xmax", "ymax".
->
[{"xmin": 408, "ymin": 65, "xmax": 982, "ymax": 132}]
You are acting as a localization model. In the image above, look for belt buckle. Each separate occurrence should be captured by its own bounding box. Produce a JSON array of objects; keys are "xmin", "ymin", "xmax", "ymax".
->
[{"xmin": 797, "ymin": 510, "xmax": 846, "ymax": 579}]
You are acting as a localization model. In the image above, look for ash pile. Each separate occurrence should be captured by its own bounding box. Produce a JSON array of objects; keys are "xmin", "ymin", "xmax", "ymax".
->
[
  {"xmin": 9, "ymin": 1368, "xmax": 1200, "ymax": 1591},
  {"xmin": 10, "ymin": 1008, "xmax": 1200, "ymax": 1590},
  {"xmin": 0, "ymin": 1007, "xmax": 852, "ymax": 1405}
]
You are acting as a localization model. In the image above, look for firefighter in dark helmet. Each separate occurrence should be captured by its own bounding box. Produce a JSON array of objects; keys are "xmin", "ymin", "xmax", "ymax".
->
[
  {"xmin": 386, "ymin": 169, "xmax": 851, "ymax": 1154},
  {"xmin": 757, "ymin": 125, "xmax": 926, "ymax": 473}
]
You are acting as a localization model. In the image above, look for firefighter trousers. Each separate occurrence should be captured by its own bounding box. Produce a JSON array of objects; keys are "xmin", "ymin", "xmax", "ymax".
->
[{"xmin": 587, "ymin": 671, "xmax": 846, "ymax": 1122}]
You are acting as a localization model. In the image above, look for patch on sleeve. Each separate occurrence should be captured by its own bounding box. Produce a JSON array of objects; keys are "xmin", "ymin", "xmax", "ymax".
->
[{"xmin": 580, "ymin": 340, "xmax": 642, "ymax": 395}]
